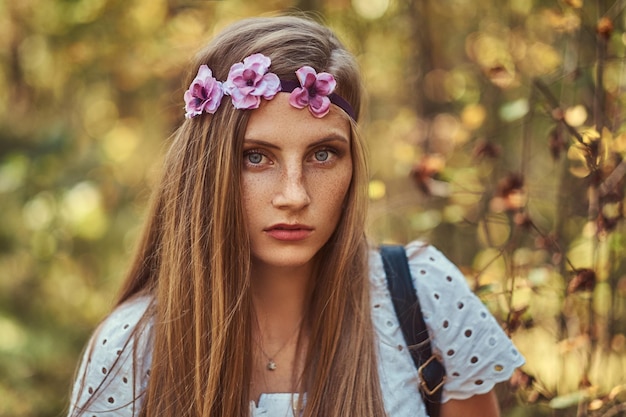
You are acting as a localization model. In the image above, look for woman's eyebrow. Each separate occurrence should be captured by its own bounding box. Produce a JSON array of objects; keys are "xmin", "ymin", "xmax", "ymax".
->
[
  {"xmin": 243, "ymin": 134, "xmax": 350, "ymax": 149},
  {"xmin": 242, "ymin": 138, "xmax": 281, "ymax": 150},
  {"xmin": 311, "ymin": 134, "xmax": 350, "ymax": 146}
]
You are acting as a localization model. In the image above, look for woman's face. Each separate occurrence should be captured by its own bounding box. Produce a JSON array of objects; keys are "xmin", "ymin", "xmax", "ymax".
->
[{"xmin": 242, "ymin": 94, "xmax": 353, "ymax": 271}]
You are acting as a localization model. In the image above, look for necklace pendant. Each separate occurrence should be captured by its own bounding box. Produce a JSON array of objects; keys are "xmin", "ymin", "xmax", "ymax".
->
[{"xmin": 267, "ymin": 360, "xmax": 277, "ymax": 371}]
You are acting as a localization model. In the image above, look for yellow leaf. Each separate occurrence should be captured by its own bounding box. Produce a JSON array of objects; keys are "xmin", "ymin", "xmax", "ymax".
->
[
  {"xmin": 580, "ymin": 126, "xmax": 600, "ymax": 144},
  {"xmin": 567, "ymin": 144, "xmax": 591, "ymax": 177}
]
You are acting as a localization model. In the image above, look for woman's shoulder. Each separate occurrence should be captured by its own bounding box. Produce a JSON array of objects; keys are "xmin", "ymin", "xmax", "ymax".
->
[
  {"xmin": 97, "ymin": 294, "xmax": 153, "ymax": 340},
  {"xmin": 369, "ymin": 240, "xmax": 481, "ymax": 310},
  {"xmin": 368, "ymin": 240, "xmax": 477, "ymax": 332},
  {"xmin": 369, "ymin": 240, "xmax": 524, "ymax": 402},
  {"xmin": 87, "ymin": 294, "xmax": 154, "ymax": 358},
  {"xmin": 368, "ymin": 240, "xmax": 451, "ymax": 290},
  {"xmin": 67, "ymin": 295, "xmax": 154, "ymax": 416}
]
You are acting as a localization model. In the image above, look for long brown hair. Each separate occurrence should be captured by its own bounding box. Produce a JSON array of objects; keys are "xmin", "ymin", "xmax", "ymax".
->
[{"xmin": 85, "ymin": 15, "xmax": 386, "ymax": 417}]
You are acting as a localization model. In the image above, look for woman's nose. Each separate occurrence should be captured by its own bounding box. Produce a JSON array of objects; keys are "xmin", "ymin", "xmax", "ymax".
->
[{"xmin": 271, "ymin": 166, "xmax": 311, "ymax": 210}]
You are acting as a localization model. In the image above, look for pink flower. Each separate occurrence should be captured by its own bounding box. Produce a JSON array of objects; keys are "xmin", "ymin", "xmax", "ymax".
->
[
  {"xmin": 184, "ymin": 65, "xmax": 224, "ymax": 119},
  {"xmin": 223, "ymin": 53, "xmax": 281, "ymax": 110},
  {"xmin": 288, "ymin": 66, "xmax": 337, "ymax": 118}
]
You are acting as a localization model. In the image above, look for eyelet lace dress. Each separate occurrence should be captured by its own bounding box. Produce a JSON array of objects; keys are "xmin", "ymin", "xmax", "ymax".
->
[{"xmin": 68, "ymin": 242, "xmax": 525, "ymax": 417}]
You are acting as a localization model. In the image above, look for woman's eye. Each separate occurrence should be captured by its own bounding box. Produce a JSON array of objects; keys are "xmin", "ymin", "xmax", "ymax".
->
[
  {"xmin": 314, "ymin": 150, "xmax": 330, "ymax": 162},
  {"xmin": 246, "ymin": 152, "xmax": 264, "ymax": 164}
]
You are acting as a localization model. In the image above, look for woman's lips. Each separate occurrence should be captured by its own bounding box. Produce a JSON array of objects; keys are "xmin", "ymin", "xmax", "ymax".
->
[{"xmin": 264, "ymin": 224, "xmax": 314, "ymax": 241}]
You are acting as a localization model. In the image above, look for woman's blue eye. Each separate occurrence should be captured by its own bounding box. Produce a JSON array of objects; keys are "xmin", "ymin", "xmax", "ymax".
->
[
  {"xmin": 314, "ymin": 150, "xmax": 330, "ymax": 161},
  {"xmin": 247, "ymin": 153, "xmax": 263, "ymax": 164}
]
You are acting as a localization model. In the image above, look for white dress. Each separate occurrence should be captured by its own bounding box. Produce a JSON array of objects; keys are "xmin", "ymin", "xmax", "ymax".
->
[{"xmin": 68, "ymin": 242, "xmax": 525, "ymax": 417}]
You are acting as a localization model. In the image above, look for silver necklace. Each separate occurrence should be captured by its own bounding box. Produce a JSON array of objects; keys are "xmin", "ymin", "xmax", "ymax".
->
[{"xmin": 256, "ymin": 321, "xmax": 302, "ymax": 371}]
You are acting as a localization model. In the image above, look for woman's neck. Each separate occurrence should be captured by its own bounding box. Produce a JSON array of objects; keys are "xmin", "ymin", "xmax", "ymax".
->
[
  {"xmin": 250, "ymin": 261, "xmax": 313, "ymax": 320},
  {"xmin": 249, "ymin": 261, "xmax": 312, "ymax": 400}
]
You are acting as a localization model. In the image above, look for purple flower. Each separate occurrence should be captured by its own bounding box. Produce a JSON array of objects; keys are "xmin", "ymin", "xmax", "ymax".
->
[
  {"xmin": 184, "ymin": 65, "xmax": 224, "ymax": 119},
  {"xmin": 223, "ymin": 53, "xmax": 281, "ymax": 110},
  {"xmin": 288, "ymin": 66, "xmax": 337, "ymax": 118}
]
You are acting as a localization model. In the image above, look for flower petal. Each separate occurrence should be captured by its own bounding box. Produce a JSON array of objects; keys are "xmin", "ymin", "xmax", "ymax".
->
[
  {"xmin": 289, "ymin": 88, "xmax": 309, "ymax": 109},
  {"xmin": 231, "ymin": 90, "xmax": 261, "ymax": 109},
  {"xmin": 295, "ymin": 66, "xmax": 318, "ymax": 88},
  {"xmin": 184, "ymin": 90, "xmax": 202, "ymax": 118},
  {"xmin": 196, "ymin": 64, "xmax": 213, "ymax": 81},
  {"xmin": 243, "ymin": 53, "xmax": 272, "ymax": 72},
  {"xmin": 289, "ymin": 66, "xmax": 338, "ymax": 118},
  {"xmin": 184, "ymin": 65, "xmax": 223, "ymax": 118},
  {"xmin": 201, "ymin": 82, "xmax": 224, "ymax": 114},
  {"xmin": 224, "ymin": 53, "xmax": 279, "ymax": 108},
  {"xmin": 258, "ymin": 73, "xmax": 281, "ymax": 99},
  {"xmin": 313, "ymin": 73, "xmax": 337, "ymax": 96},
  {"xmin": 308, "ymin": 95, "xmax": 331, "ymax": 118}
]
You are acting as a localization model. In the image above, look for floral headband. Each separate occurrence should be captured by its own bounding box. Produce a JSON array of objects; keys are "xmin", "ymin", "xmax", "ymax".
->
[{"xmin": 183, "ymin": 53, "xmax": 356, "ymax": 121}]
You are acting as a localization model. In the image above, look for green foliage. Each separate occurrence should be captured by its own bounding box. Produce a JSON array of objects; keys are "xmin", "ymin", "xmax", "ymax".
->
[{"xmin": 2, "ymin": 0, "xmax": 626, "ymax": 416}]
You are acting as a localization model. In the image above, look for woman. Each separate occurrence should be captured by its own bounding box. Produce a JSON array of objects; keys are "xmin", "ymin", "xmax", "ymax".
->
[{"xmin": 67, "ymin": 15, "xmax": 524, "ymax": 417}]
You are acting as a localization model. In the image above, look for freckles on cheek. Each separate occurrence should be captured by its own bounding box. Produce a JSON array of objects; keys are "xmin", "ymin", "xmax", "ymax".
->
[
  {"xmin": 242, "ymin": 174, "xmax": 265, "ymax": 195},
  {"xmin": 241, "ymin": 176, "xmax": 264, "ymax": 208},
  {"xmin": 315, "ymin": 171, "xmax": 352, "ymax": 212}
]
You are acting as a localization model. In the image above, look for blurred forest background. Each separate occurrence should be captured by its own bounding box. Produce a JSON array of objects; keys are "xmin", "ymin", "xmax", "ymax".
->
[{"xmin": 2, "ymin": 0, "xmax": 626, "ymax": 416}]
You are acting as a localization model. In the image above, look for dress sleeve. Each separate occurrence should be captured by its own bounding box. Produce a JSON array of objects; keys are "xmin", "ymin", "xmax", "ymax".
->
[
  {"xmin": 404, "ymin": 241, "xmax": 525, "ymax": 401},
  {"xmin": 67, "ymin": 296, "xmax": 153, "ymax": 417}
]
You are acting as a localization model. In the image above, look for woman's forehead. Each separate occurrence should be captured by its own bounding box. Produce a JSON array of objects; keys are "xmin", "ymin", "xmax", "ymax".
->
[{"xmin": 244, "ymin": 93, "xmax": 351, "ymax": 146}]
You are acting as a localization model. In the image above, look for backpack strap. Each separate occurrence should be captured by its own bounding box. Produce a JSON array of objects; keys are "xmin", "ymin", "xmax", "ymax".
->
[{"xmin": 380, "ymin": 245, "xmax": 446, "ymax": 417}]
